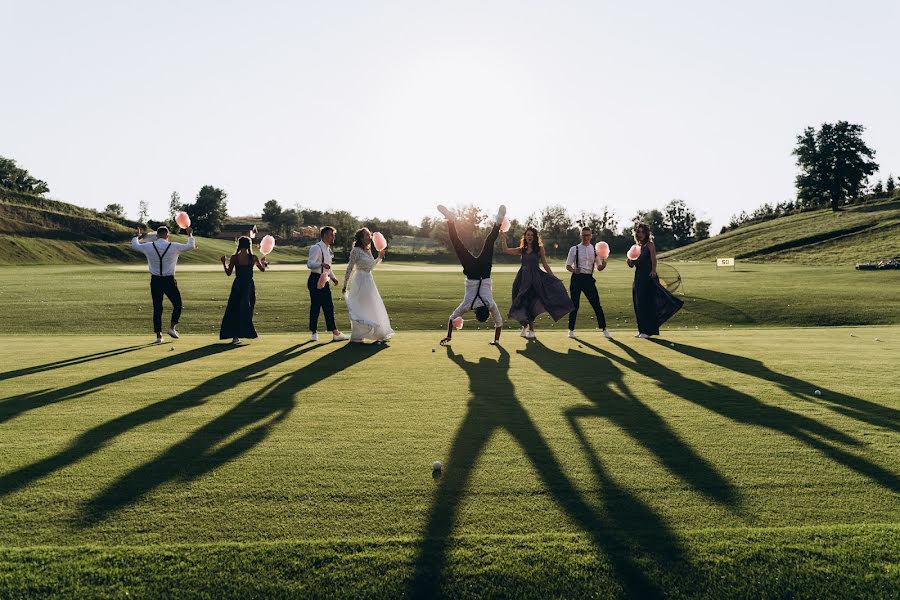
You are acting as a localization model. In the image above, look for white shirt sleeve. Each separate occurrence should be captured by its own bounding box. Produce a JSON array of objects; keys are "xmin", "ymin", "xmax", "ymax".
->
[
  {"xmin": 131, "ymin": 237, "xmax": 152, "ymax": 254},
  {"xmin": 307, "ymin": 243, "xmax": 323, "ymax": 271},
  {"xmin": 169, "ymin": 236, "xmax": 196, "ymax": 253},
  {"xmin": 565, "ymin": 246, "xmax": 577, "ymax": 269}
]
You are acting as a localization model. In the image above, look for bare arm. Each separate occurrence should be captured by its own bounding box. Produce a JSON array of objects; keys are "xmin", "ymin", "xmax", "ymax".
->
[
  {"xmin": 648, "ymin": 242, "xmax": 658, "ymax": 277},
  {"xmin": 499, "ymin": 232, "xmax": 521, "ymax": 255},
  {"xmin": 539, "ymin": 247, "xmax": 555, "ymax": 277},
  {"xmin": 221, "ymin": 255, "xmax": 235, "ymax": 276},
  {"xmin": 255, "ymin": 255, "xmax": 267, "ymax": 272}
]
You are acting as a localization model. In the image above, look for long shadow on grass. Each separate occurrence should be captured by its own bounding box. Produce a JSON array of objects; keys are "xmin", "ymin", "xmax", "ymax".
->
[
  {"xmin": 681, "ymin": 296, "xmax": 756, "ymax": 324},
  {"xmin": 519, "ymin": 339, "xmax": 740, "ymax": 509},
  {"xmin": 0, "ymin": 343, "xmax": 308, "ymax": 500},
  {"xmin": 0, "ymin": 344, "xmax": 235, "ymax": 425},
  {"xmin": 409, "ymin": 345, "xmax": 689, "ymax": 599},
  {"xmin": 651, "ymin": 340, "xmax": 900, "ymax": 434},
  {"xmin": 0, "ymin": 344, "xmax": 155, "ymax": 383},
  {"xmin": 599, "ymin": 340, "xmax": 899, "ymax": 493},
  {"xmin": 77, "ymin": 342, "xmax": 385, "ymax": 525}
]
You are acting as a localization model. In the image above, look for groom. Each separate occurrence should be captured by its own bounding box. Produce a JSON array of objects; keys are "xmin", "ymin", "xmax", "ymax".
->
[
  {"xmin": 306, "ymin": 226, "xmax": 350, "ymax": 342},
  {"xmin": 438, "ymin": 204, "xmax": 506, "ymax": 346}
]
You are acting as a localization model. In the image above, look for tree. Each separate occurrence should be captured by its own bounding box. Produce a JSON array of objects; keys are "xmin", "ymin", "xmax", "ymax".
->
[
  {"xmin": 694, "ymin": 220, "xmax": 711, "ymax": 241},
  {"xmin": 322, "ymin": 210, "xmax": 361, "ymax": 251},
  {"xmin": 418, "ymin": 216, "xmax": 435, "ymax": 238},
  {"xmin": 103, "ymin": 203, "xmax": 126, "ymax": 218},
  {"xmin": 632, "ymin": 208, "xmax": 673, "ymax": 249},
  {"xmin": 0, "ymin": 156, "xmax": 49, "ymax": 195},
  {"xmin": 182, "ymin": 186, "xmax": 228, "ymax": 236},
  {"xmin": 887, "ymin": 175, "xmax": 896, "ymax": 196},
  {"xmin": 137, "ymin": 200, "xmax": 149, "ymax": 224},
  {"xmin": 872, "ymin": 179, "xmax": 885, "ymax": 198},
  {"xmin": 663, "ymin": 199, "xmax": 697, "ymax": 246},
  {"xmin": 575, "ymin": 207, "xmax": 618, "ymax": 241},
  {"xmin": 262, "ymin": 199, "xmax": 282, "ymax": 226},
  {"xmin": 278, "ymin": 208, "xmax": 300, "ymax": 238},
  {"xmin": 430, "ymin": 205, "xmax": 487, "ymax": 254},
  {"xmin": 168, "ymin": 191, "xmax": 183, "ymax": 224},
  {"xmin": 793, "ymin": 121, "xmax": 878, "ymax": 211},
  {"xmin": 526, "ymin": 204, "xmax": 574, "ymax": 247}
]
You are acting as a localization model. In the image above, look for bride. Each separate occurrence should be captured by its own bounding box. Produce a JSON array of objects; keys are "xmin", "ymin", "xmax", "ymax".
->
[{"xmin": 342, "ymin": 228, "xmax": 394, "ymax": 343}]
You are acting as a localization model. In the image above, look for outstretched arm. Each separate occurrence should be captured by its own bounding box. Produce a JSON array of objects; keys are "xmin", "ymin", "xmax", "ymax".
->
[{"xmin": 499, "ymin": 232, "xmax": 521, "ymax": 255}]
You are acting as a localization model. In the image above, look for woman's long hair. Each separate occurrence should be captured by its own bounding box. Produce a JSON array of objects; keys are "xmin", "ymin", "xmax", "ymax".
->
[
  {"xmin": 633, "ymin": 223, "xmax": 652, "ymax": 245},
  {"xmin": 519, "ymin": 226, "xmax": 542, "ymax": 253},
  {"xmin": 236, "ymin": 236, "xmax": 252, "ymax": 251},
  {"xmin": 353, "ymin": 227, "xmax": 371, "ymax": 249}
]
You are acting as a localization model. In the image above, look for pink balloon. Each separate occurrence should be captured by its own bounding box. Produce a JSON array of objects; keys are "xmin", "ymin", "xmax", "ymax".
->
[
  {"xmin": 317, "ymin": 272, "xmax": 329, "ymax": 289},
  {"xmin": 260, "ymin": 235, "xmax": 276, "ymax": 255},
  {"xmin": 627, "ymin": 244, "xmax": 642, "ymax": 260},
  {"xmin": 452, "ymin": 317, "xmax": 464, "ymax": 329},
  {"xmin": 372, "ymin": 231, "xmax": 388, "ymax": 252},
  {"xmin": 175, "ymin": 211, "xmax": 191, "ymax": 229},
  {"xmin": 500, "ymin": 216, "xmax": 511, "ymax": 233},
  {"xmin": 595, "ymin": 241, "xmax": 610, "ymax": 260}
]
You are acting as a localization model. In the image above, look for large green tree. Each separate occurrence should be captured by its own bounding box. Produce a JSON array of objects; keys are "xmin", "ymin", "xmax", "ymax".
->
[
  {"xmin": 793, "ymin": 121, "xmax": 878, "ymax": 211},
  {"xmin": 182, "ymin": 186, "xmax": 228, "ymax": 236},
  {"xmin": 0, "ymin": 156, "xmax": 49, "ymax": 195},
  {"xmin": 663, "ymin": 199, "xmax": 697, "ymax": 246}
]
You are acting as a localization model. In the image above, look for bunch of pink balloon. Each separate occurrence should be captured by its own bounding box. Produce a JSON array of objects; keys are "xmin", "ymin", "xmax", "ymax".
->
[
  {"xmin": 627, "ymin": 245, "xmax": 642, "ymax": 260},
  {"xmin": 500, "ymin": 216, "xmax": 511, "ymax": 233},
  {"xmin": 317, "ymin": 272, "xmax": 329, "ymax": 289},
  {"xmin": 259, "ymin": 235, "xmax": 276, "ymax": 256},
  {"xmin": 452, "ymin": 317, "xmax": 464, "ymax": 329},
  {"xmin": 594, "ymin": 241, "xmax": 610, "ymax": 260},
  {"xmin": 372, "ymin": 231, "xmax": 388, "ymax": 252},
  {"xmin": 175, "ymin": 211, "xmax": 191, "ymax": 229}
]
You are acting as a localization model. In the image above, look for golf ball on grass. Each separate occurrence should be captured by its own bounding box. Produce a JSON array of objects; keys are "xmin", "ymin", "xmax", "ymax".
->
[
  {"xmin": 433, "ymin": 461, "xmax": 442, "ymax": 472},
  {"xmin": 814, "ymin": 390, "xmax": 822, "ymax": 396}
]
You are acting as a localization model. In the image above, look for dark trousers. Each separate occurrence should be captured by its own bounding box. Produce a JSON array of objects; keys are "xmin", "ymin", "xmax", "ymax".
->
[
  {"xmin": 150, "ymin": 275, "xmax": 182, "ymax": 334},
  {"xmin": 308, "ymin": 272, "xmax": 336, "ymax": 333},
  {"xmin": 568, "ymin": 273, "xmax": 606, "ymax": 330}
]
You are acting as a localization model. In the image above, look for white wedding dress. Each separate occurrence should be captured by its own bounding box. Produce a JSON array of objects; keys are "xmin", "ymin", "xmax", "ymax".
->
[{"xmin": 344, "ymin": 247, "xmax": 394, "ymax": 342}]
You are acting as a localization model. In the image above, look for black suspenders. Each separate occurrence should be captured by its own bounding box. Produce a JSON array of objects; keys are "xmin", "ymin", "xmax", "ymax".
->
[
  {"xmin": 575, "ymin": 244, "xmax": 596, "ymax": 275},
  {"xmin": 152, "ymin": 242, "xmax": 173, "ymax": 276}
]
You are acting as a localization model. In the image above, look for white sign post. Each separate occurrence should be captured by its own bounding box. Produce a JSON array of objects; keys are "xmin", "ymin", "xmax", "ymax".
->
[{"xmin": 716, "ymin": 257, "xmax": 735, "ymax": 271}]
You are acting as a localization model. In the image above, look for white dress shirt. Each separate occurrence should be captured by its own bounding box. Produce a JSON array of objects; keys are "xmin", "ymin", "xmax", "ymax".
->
[
  {"xmin": 307, "ymin": 241, "xmax": 338, "ymax": 281},
  {"xmin": 566, "ymin": 243, "xmax": 601, "ymax": 274},
  {"xmin": 131, "ymin": 236, "xmax": 196, "ymax": 276}
]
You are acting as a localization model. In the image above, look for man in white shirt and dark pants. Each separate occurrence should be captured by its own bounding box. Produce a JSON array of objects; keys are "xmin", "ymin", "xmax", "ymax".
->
[
  {"xmin": 306, "ymin": 226, "xmax": 349, "ymax": 342},
  {"xmin": 131, "ymin": 225, "xmax": 196, "ymax": 343},
  {"xmin": 565, "ymin": 226, "xmax": 611, "ymax": 339}
]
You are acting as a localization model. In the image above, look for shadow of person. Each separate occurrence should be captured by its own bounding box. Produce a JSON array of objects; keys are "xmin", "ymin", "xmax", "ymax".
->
[
  {"xmin": 601, "ymin": 339, "xmax": 899, "ymax": 493},
  {"xmin": 519, "ymin": 338, "xmax": 740, "ymax": 509},
  {"xmin": 0, "ymin": 343, "xmax": 156, "ymax": 383},
  {"xmin": 409, "ymin": 345, "xmax": 687, "ymax": 599},
  {"xmin": 77, "ymin": 342, "xmax": 385, "ymax": 525},
  {"xmin": 650, "ymin": 339, "xmax": 900, "ymax": 434},
  {"xmin": 681, "ymin": 296, "xmax": 756, "ymax": 324},
  {"xmin": 0, "ymin": 343, "xmax": 312, "ymax": 501},
  {"xmin": 0, "ymin": 343, "xmax": 237, "ymax": 425}
]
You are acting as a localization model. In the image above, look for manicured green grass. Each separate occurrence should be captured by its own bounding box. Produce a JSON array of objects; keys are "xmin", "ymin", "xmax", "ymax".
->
[
  {"xmin": 661, "ymin": 198, "xmax": 900, "ymax": 264},
  {"xmin": 0, "ymin": 328, "xmax": 898, "ymax": 597},
  {"xmin": 0, "ymin": 261, "xmax": 897, "ymax": 336}
]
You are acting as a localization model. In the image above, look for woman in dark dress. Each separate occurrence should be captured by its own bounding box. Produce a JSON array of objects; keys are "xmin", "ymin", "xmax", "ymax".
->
[
  {"xmin": 501, "ymin": 226, "xmax": 574, "ymax": 339},
  {"xmin": 219, "ymin": 236, "xmax": 268, "ymax": 343},
  {"xmin": 627, "ymin": 223, "xmax": 682, "ymax": 338}
]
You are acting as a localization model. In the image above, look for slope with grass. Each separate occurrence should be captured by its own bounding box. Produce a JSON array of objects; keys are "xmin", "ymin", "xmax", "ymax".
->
[
  {"xmin": 0, "ymin": 190, "xmax": 309, "ymax": 265},
  {"xmin": 661, "ymin": 198, "xmax": 900, "ymax": 264},
  {"xmin": 0, "ymin": 329, "xmax": 897, "ymax": 597}
]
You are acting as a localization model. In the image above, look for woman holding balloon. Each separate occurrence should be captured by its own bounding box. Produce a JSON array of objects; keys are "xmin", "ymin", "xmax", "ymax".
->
[
  {"xmin": 627, "ymin": 223, "xmax": 682, "ymax": 338},
  {"xmin": 564, "ymin": 226, "xmax": 611, "ymax": 339},
  {"xmin": 219, "ymin": 235, "xmax": 269, "ymax": 343},
  {"xmin": 341, "ymin": 228, "xmax": 394, "ymax": 343}
]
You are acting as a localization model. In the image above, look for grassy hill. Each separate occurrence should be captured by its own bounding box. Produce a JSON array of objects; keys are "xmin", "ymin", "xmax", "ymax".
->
[
  {"xmin": 661, "ymin": 197, "xmax": 900, "ymax": 264},
  {"xmin": 0, "ymin": 190, "xmax": 308, "ymax": 265}
]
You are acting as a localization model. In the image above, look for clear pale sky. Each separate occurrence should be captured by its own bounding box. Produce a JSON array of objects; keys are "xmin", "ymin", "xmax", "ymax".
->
[{"xmin": 4, "ymin": 0, "xmax": 898, "ymax": 232}]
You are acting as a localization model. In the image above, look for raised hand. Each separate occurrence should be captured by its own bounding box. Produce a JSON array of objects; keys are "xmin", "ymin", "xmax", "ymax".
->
[{"xmin": 185, "ymin": 227, "xmax": 193, "ymax": 236}]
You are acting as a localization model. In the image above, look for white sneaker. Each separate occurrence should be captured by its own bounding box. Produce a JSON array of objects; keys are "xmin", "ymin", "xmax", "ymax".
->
[
  {"xmin": 495, "ymin": 204, "xmax": 507, "ymax": 224},
  {"xmin": 436, "ymin": 205, "xmax": 455, "ymax": 220},
  {"xmin": 310, "ymin": 332, "xmax": 319, "ymax": 342},
  {"xmin": 602, "ymin": 329, "xmax": 612, "ymax": 339},
  {"xmin": 567, "ymin": 330, "xmax": 577, "ymax": 339},
  {"xmin": 154, "ymin": 336, "xmax": 164, "ymax": 345},
  {"xmin": 634, "ymin": 332, "xmax": 642, "ymax": 338},
  {"xmin": 167, "ymin": 327, "xmax": 180, "ymax": 339},
  {"xmin": 526, "ymin": 330, "xmax": 536, "ymax": 339},
  {"xmin": 637, "ymin": 333, "xmax": 650, "ymax": 339},
  {"xmin": 520, "ymin": 327, "xmax": 528, "ymax": 338},
  {"xmin": 332, "ymin": 333, "xmax": 350, "ymax": 342}
]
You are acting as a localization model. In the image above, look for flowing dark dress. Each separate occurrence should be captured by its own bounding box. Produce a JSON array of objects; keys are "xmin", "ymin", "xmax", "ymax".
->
[
  {"xmin": 632, "ymin": 244, "xmax": 683, "ymax": 335},
  {"xmin": 220, "ymin": 254, "xmax": 258, "ymax": 340},
  {"xmin": 508, "ymin": 250, "xmax": 574, "ymax": 325}
]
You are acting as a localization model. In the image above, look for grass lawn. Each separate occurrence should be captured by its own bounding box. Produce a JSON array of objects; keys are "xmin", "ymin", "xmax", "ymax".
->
[{"xmin": 0, "ymin": 325, "xmax": 898, "ymax": 597}]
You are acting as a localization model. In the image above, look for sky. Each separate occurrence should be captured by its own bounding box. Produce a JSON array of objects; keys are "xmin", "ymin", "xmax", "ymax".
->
[{"xmin": 3, "ymin": 0, "xmax": 898, "ymax": 233}]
